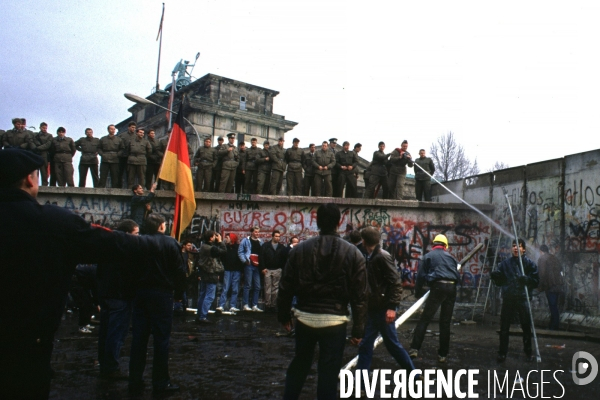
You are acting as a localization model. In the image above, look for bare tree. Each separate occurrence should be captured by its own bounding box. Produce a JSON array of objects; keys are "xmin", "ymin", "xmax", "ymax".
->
[
  {"xmin": 429, "ymin": 131, "xmax": 479, "ymax": 182},
  {"xmin": 487, "ymin": 161, "xmax": 510, "ymax": 172}
]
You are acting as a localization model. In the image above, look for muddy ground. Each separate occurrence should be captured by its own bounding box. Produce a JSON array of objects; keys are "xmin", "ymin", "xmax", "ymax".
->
[{"xmin": 49, "ymin": 304, "xmax": 600, "ymax": 400}]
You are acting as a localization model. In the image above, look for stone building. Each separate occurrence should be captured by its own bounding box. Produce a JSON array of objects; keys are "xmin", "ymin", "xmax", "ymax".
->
[{"xmin": 117, "ymin": 73, "xmax": 298, "ymax": 153}]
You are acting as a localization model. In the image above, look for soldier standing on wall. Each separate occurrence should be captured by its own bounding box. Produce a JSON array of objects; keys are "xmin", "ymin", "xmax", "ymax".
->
[
  {"xmin": 235, "ymin": 141, "xmax": 246, "ymax": 194},
  {"xmin": 75, "ymin": 128, "xmax": 100, "ymax": 187},
  {"xmin": 211, "ymin": 136, "xmax": 225, "ymax": 191},
  {"xmin": 193, "ymin": 137, "xmax": 216, "ymax": 192},
  {"xmin": 269, "ymin": 137, "xmax": 286, "ymax": 195},
  {"xmin": 256, "ymin": 141, "xmax": 272, "ymax": 194},
  {"xmin": 284, "ymin": 138, "xmax": 303, "ymax": 196},
  {"xmin": 97, "ymin": 124, "xmax": 122, "ymax": 188},
  {"xmin": 33, "ymin": 122, "xmax": 53, "ymax": 186},
  {"xmin": 243, "ymin": 138, "xmax": 261, "ymax": 194},
  {"xmin": 301, "ymin": 143, "xmax": 316, "ymax": 196},
  {"xmin": 218, "ymin": 133, "xmax": 239, "ymax": 193}
]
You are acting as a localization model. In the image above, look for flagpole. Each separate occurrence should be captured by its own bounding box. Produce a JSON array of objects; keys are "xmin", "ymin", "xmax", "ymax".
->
[{"xmin": 155, "ymin": 3, "xmax": 165, "ymax": 91}]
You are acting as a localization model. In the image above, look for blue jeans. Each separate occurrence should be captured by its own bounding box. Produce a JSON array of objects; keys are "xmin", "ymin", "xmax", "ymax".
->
[
  {"xmin": 243, "ymin": 265, "xmax": 261, "ymax": 307},
  {"xmin": 546, "ymin": 291, "xmax": 561, "ymax": 330},
  {"xmin": 356, "ymin": 309, "xmax": 415, "ymax": 373},
  {"xmin": 129, "ymin": 289, "xmax": 173, "ymax": 390},
  {"xmin": 219, "ymin": 271, "xmax": 241, "ymax": 309},
  {"xmin": 98, "ymin": 298, "xmax": 132, "ymax": 374},
  {"xmin": 283, "ymin": 321, "xmax": 347, "ymax": 400},
  {"xmin": 197, "ymin": 282, "xmax": 216, "ymax": 319}
]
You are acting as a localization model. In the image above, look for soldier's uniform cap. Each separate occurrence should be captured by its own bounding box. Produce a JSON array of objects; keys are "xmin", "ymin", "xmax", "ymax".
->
[
  {"xmin": 0, "ymin": 148, "xmax": 44, "ymax": 187},
  {"xmin": 278, "ymin": 137, "xmax": 285, "ymax": 141},
  {"xmin": 329, "ymin": 138, "xmax": 338, "ymax": 143},
  {"xmin": 263, "ymin": 140, "xmax": 270, "ymax": 145},
  {"xmin": 217, "ymin": 136, "xmax": 224, "ymax": 140},
  {"xmin": 227, "ymin": 133, "xmax": 236, "ymax": 138},
  {"xmin": 292, "ymin": 138, "xmax": 300, "ymax": 143}
]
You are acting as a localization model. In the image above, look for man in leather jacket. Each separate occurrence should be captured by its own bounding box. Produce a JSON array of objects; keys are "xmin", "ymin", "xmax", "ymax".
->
[
  {"xmin": 354, "ymin": 227, "xmax": 416, "ymax": 379},
  {"xmin": 277, "ymin": 203, "xmax": 367, "ymax": 399}
]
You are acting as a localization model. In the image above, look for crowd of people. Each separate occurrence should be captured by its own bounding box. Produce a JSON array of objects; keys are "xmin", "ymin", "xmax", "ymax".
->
[
  {"xmin": 1, "ymin": 144, "xmax": 563, "ymax": 399},
  {"xmin": 1, "ymin": 117, "xmax": 438, "ymax": 200}
]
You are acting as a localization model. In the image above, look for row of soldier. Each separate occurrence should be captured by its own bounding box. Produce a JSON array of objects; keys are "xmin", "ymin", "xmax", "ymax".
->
[
  {"xmin": 197, "ymin": 136, "xmax": 436, "ymax": 201},
  {"xmin": 2, "ymin": 117, "xmax": 436, "ymax": 200},
  {"xmin": 1, "ymin": 119, "xmax": 174, "ymax": 189}
]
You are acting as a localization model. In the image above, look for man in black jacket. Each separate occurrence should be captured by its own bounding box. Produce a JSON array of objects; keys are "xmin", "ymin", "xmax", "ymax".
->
[
  {"xmin": 409, "ymin": 234, "xmax": 460, "ymax": 363},
  {"xmin": 278, "ymin": 203, "xmax": 367, "ymax": 400},
  {"xmin": 261, "ymin": 230, "xmax": 287, "ymax": 312},
  {"xmin": 354, "ymin": 227, "xmax": 416, "ymax": 376},
  {"xmin": 128, "ymin": 213, "xmax": 186, "ymax": 395},
  {"xmin": 491, "ymin": 239, "xmax": 539, "ymax": 363},
  {"xmin": 0, "ymin": 148, "xmax": 166, "ymax": 399}
]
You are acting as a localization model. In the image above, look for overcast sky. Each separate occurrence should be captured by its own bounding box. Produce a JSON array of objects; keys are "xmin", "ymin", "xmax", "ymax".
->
[{"xmin": 2, "ymin": 0, "xmax": 599, "ymax": 182}]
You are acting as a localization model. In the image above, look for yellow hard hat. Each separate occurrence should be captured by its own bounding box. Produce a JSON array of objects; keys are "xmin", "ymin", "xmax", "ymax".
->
[{"xmin": 433, "ymin": 234, "xmax": 448, "ymax": 248}]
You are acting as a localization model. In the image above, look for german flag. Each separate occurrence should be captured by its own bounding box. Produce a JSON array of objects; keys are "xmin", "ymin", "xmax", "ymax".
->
[{"xmin": 158, "ymin": 102, "xmax": 196, "ymax": 240}]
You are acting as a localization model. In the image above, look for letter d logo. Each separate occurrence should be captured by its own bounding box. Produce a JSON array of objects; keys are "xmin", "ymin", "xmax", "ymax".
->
[{"xmin": 572, "ymin": 351, "xmax": 598, "ymax": 385}]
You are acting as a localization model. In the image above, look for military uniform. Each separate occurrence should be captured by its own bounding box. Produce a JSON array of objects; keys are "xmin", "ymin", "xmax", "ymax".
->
[
  {"xmin": 235, "ymin": 147, "xmax": 246, "ymax": 193},
  {"xmin": 145, "ymin": 136, "xmax": 161, "ymax": 190},
  {"xmin": 364, "ymin": 150, "xmax": 390, "ymax": 199},
  {"xmin": 268, "ymin": 144, "xmax": 286, "ymax": 195},
  {"xmin": 243, "ymin": 145, "xmax": 261, "ymax": 194},
  {"xmin": 329, "ymin": 145, "xmax": 340, "ymax": 197},
  {"xmin": 218, "ymin": 143, "xmax": 239, "ymax": 193},
  {"xmin": 98, "ymin": 134, "xmax": 122, "ymax": 188},
  {"xmin": 285, "ymin": 147, "xmax": 304, "ymax": 195},
  {"xmin": 33, "ymin": 132, "xmax": 54, "ymax": 186},
  {"xmin": 117, "ymin": 130, "xmax": 136, "ymax": 188},
  {"xmin": 302, "ymin": 150, "xmax": 316, "ymax": 196},
  {"xmin": 75, "ymin": 136, "xmax": 100, "ymax": 187},
  {"xmin": 2, "ymin": 128, "xmax": 33, "ymax": 150},
  {"xmin": 211, "ymin": 143, "xmax": 226, "ymax": 191},
  {"xmin": 414, "ymin": 156, "xmax": 435, "ymax": 201},
  {"xmin": 193, "ymin": 144, "xmax": 216, "ymax": 192},
  {"xmin": 126, "ymin": 137, "xmax": 151, "ymax": 188},
  {"xmin": 52, "ymin": 136, "xmax": 76, "ymax": 186},
  {"xmin": 335, "ymin": 149, "xmax": 359, "ymax": 198},
  {"xmin": 388, "ymin": 148, "xmax": 413, "ymax": 200},
  {"xmin": 312, "ymin": 149, "xmax": 336, "ymax": 197},
  {"xmin": 256, "ymin": 147, "xmax": 272, "ymax": 194}
]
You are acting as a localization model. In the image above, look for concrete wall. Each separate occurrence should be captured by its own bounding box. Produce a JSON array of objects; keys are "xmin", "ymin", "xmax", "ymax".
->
[
  {"xmin": 431, "ymin": 149, "xmax": 600, "ymax": 320},
  {"xmin": 37, "ymin": 187, "xmax": 493, "ymax": 294}
]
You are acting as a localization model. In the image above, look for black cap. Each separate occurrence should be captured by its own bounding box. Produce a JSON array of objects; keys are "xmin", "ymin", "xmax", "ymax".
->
[
  {"xmin": 293, "ymin": 138, "xmax": 300, "ymax": 143},
  {"xmin": 278, "ymin": 137, "xmax": 285, "ymax": 141},
  {"xmin": 263, "ymin": 140, "xmax": 270, "ymax": 145},
  {"xmin": 0, "ymin": 148, "xmax": 44, "ymax": 187},
  {"xmin": 329, "ymin": 138, "xmax": 337, "ymax": 143},
  {"xmin": 217, "ymin": 136, "xmax": 224, "ymax": 141},
  {"xmin": 227, "ymin": 133, "xmax": 236, "ymax": 139}
]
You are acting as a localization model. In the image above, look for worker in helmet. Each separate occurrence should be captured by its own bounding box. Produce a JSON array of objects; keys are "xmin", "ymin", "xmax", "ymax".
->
[{"xmin": 408, "ymin": 234, "xmax": 460, "ymax": 363}]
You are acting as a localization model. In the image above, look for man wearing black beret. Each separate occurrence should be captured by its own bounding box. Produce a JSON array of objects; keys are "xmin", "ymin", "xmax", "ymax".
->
[{"xmin": 0, "ymin": 149, "xmax": 184, "ymax": 398}]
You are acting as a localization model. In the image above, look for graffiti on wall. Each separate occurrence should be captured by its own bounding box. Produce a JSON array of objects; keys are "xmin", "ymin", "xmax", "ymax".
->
[
  {"xmin": 220, "ymin": 205, "xmax": 491, "ymax": 289},
  {"xmin": 43, "ymin": 195, "xmax": 219, "ymax": 239}
]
